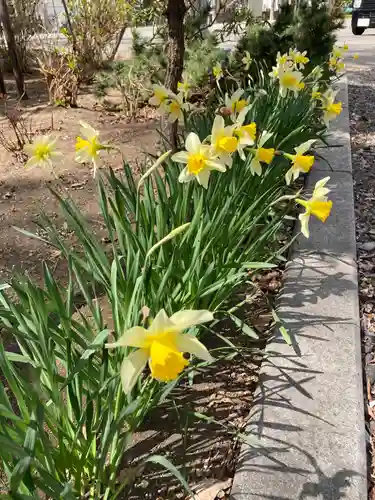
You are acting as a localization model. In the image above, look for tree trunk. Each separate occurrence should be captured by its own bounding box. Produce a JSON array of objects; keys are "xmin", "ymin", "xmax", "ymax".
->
[
  {"xmin": 0, "ymin": 0, "xmax": 27, "ymax": 99},
  {"xmin": 109, "ymin": 24, "xmax": 128, "ymax": 61},
  {"xmin": 61, "ymin": 0, "xmax": 77, "ymax": 53},
  {"xmin": 164, "ymin": 0, "xmax": 186, "ymax": 151},
  {"xmin": 0, "ymin": 65, "xmax": 6, "ymax": 97}
]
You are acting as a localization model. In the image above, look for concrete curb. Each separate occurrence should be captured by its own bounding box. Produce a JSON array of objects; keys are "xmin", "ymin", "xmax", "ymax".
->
[{"xmin": 230, "ymin": 78, "xmax": 367, "ymax": 499}]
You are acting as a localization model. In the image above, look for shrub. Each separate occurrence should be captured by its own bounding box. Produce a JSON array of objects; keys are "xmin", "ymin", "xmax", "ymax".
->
[
  {"xmin": 184, "ymin": 34, "xmax": 226, "ymax": 88},
  {"xmin": 62, "ymin": 0, "xmax": 136, "ymax": 69},
  {"xmin": 93, "ymin": 57, "xmax": 163, "ymax": 117},
  {"xmin": 94, "ymin": 30, "xmax": 225, "ymax": 115},
  {"xmin": 0, "ymin": 0, "xmax": 42, "ymax": 73},
  {"xmin": 37, "ymin": 48, "xmax": 81, "ymax": 107},
  {"xmin": 289, "ymin": 0, "xmax": 345, "ymax": 67},
  {"xmin": 235, "ymin": 0, "xmax": 344, "ymax": 79}
]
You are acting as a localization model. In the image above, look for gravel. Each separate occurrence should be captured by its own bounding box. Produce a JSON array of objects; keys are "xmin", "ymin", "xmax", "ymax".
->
[{"xmin": 348, "ymin": 65, "xmax": 375, "ymax": 500}]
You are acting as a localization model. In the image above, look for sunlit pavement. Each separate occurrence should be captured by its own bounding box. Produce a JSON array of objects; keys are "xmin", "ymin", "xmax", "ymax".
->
[{"xmin": 337, "ymin": 20, "xmax": 375, "ymax": 78}]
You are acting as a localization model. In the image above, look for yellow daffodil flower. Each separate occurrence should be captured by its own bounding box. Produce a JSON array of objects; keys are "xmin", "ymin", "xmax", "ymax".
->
[
  {"xmin": 106, "ymin": 309, "xmax": 214, "ymax": 394},
  {"xmin": 289, "ymin": 48, "xmax": 309, "ymax": 69},
  {"xmin": 329, "ymin": 57, "xmax": 345, "ymax": 73},
  {"xmin": 172, "ymin": 132, "xmax": 226, "ymax": 189},
  {"xmin": 75, "ymin": 121, "xmax": 109, "ymax": 177},
  {"xmin": 249, "ymin": 131, "xmax": 274, "ymax": 175},
  {"xmin": 332, "ymin": 46, "xmax": 344, "ymax": 59},
  {"xmin": 165, "ymin": 93, "xmax": 187, "ymax": 124},
  {"xmin": 343, "ymin": 43, "xmax": 349, "ymax": 51},
  {"xmin": 24, "ymin": 135, "xmax": 62, "ymax": 169},
  {"xmin": 242, "ymin": 51, "xmax": 252, "ymax": 70},
  {"xmin": 248, "ymin": 130, "xmax": 274, "ymax": 176},
  {"xmin": 269, "ymin": 65, "xmax": 279, "ymax": 79},
  {"xmin": 284, "ymin": 140, "xmax": 315, "ymax": 185},
  {"xmin": 213, "ymin": 62, "xmax": 223, "ymax": 81},
  {"xmin": 296, "ymin": 177, "xmax": 332, "ymax": 238},
  {"xmin": 277, "ymin": 52, "xmax": 289, "ymax": 65},
  {"xmin": 177, "ymin": 79, "xmax": 190, "ymax": 96},
  {"xmin": 149, "ymin": 84, "xmax": 170, "ymax": 107},
  {"xmin": 250, "ymin": 148, "xmax": 275, "ymax": 176},
  {"xmin": 311, "ymin": 91, "xmax": 321, "ymax": 99},
  {"xmin": 321, "ymin": 88, "xmax": 342, "ymax": 127},
  {"xmin": 210, "ymin": 115, "xmax": 238, "ymax": 168},
  {"xmin": 277, "ymin": 63, "xmax": 304, "ymax": 97},
  {"xmin": 310, "ymin": 65, "xmax": 323, "ymax": 81},
  {"xmin": 233, "ymin": 107, "xmax": 256, "ymax": 160},
  {"xmin": 270, "ymin": 52, "xmax": 292, "ymax": 78},
  {"xmin": 353, "ymin": 53, "xmax": 359, "ymax": 60},
  {"xmin": 224, "ymin": 88, "xmax": 249, "ymax": 120}
]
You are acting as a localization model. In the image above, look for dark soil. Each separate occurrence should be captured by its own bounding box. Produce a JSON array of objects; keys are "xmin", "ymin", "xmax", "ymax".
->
[{"xmin": 348, "ymin": 64, "xmax": 375, "ymax": 499}]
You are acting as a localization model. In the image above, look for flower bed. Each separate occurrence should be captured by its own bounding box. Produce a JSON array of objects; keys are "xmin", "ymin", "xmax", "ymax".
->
[{"xmin": 0, "ymin": 45, "xmax": 352, "ymax": 498}]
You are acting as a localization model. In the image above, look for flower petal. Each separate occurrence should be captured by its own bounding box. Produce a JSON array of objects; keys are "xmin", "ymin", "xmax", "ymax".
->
[
  {"xmin": 79, "ymin": 121, "xmax": 98, "ymax": 140},
  {"xmin": 105, "ymin": 326, "xmax": 148, "ymax": 348},
  {"xmin": 178, "ymin": 167, "xmax": 194, "ymax": 183},
  {"xmin": 285, "ymin": 168, "xmax": 293, "ymax": 186},
  {"xmin": 232, "ymin": 88, "xmax": 244, "ymax": 103},
  {"xmin": 219, "ymin": 152, "xmax": 233, "ymax": 168},
  {"xmin": 120, "ymin": 349, "xmax": 148, "ymax": 394},
  {"xmin": 197, "ymin": 169, "xmax": 211, "ymax": 188},
  {"xmin": 175, "ymin": 332, "xmax": 214, "ymax": 362},
  {"xmin": 205, "ymin": 160, "xmax": 226, "ymax": 172},
  {"xmin": 313, "ymin": 177, "xmax": 330, "ymax": 200},
  {"xmin": 148, "ymin": 309, "xmax": 174, "ymax": 334},
  {"xmin": 25, "ymin": 157, "xmax": 41, "ymax": 168},
  {"xmin": 299, "ymin": 212, "xmax": 310, "ymax": 238},
  {"xmin": 295, "ymin": 139, "xmax": 315, "ymax": 155},
  {"xmin": 250, "ymin": 158, "xmax": 262, "ymax": 176},
  {"xmin": 170, "ymin": 310, "xmax": 214, "ymax": 330},
  {"xmin": 185, "ymin": 132, "xmax": 201, "ymax": 153},
  {"xmin": 237, "ymin": 106, "xmax": 250, "ymax": 125},
  {"xmin": 211, "ymin": 115, "xmax": 225, "ymax": 142},
  {"xmin": 172, "ymin": 151, "xmax": 189, "ymax": 164}
]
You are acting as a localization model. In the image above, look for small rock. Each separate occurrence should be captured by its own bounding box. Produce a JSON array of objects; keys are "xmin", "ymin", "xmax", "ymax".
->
[
  {"xmin": 360, "ymin": 241, "xmax": 375, "ymax": 251},
  {"xmin": 366, "ymin": 364, "xmax": 375, "ymax": 385},
  {"xmin": 364, "ymin": 303, "xmax": 374, "ymax": 313},
  {"xmin": 138, "ymin": 479, "xmax": 149, "ymax": 489}
]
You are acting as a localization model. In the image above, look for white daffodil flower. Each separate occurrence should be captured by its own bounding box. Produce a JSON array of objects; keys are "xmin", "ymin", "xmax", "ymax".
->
[
  {"xmin": 24, "ymin": 135, "xmax": 62, "ymax": 169},
  {"xmin": 321, "ymin": 88, "xmax": 343, "ymax": 128},
  {"xmin": 172, "ymin": 132, "xmax": 226, "ymax": 189},
  {"xmin": 278, "ymin": 63, "xmax": 304, "ymax": 98},
  {"xmin": 149, "ymin": 84, "xmax": 170, "ymax": 107},
  {"xmin": 210, "ymin": 115, "xmax": 238, "ymax": 168},
  {"xmin": 75, "ymin": 121, "xmax": 110, "ymax": 177},
  {"xmin": 233, "ymin": 107, "xmax": 256, "ymax": 160},
  {"xmin": 224, "ymin": 88, "xmax": 249, "ymax": 120}
]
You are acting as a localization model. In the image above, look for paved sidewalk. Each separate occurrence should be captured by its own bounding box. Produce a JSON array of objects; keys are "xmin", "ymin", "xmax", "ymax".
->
[{"xmin": 230, "ymin": 79, "xmax": 367, "ymax": 499}]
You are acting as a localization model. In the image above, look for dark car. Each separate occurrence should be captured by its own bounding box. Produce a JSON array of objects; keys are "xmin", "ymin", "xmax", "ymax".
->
[{"xmin": 352, "ymin": 0, "xmax": 375, "ymax": 34}]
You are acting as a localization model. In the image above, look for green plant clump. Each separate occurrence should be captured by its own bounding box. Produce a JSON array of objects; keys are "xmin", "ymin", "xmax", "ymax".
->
[
  {"xmin": 0, "ymin": 41, "xmax": 341, "ymax": 498},
  {"xmin": 235, "ymin": 0, "xmax": 344, "ymax": 77}
]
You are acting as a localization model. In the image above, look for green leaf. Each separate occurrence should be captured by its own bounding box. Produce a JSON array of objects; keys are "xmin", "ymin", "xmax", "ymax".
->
[
  {"xmin": 228, "ymin": 313, "xmax": 258, "ymax": 339},
  {"xmin": 279, "ymin": 325, "xmax": 292, "ymax": 345},
  {"xmin": 5, "ymin": 353, "xmax": 36, "ymax": 367},
  {"xmin": 145, "ymin": 455, "xmax": 196, "ymax": 499},
  {"xmin": 10, "ymin": 457, "xmax": 33, "ymax": 493},
  {"xmin": 60, "ymin": 329, "xmax": 110, "ymax": 390}
]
